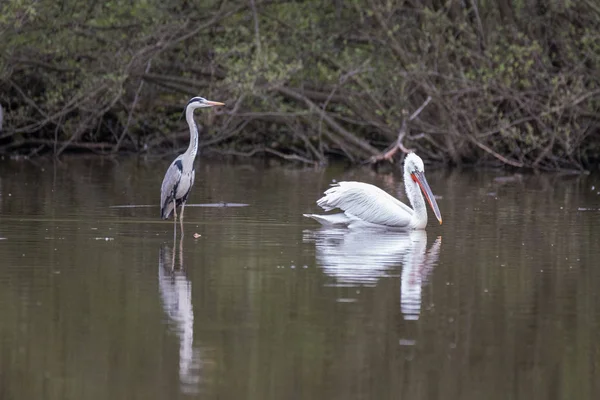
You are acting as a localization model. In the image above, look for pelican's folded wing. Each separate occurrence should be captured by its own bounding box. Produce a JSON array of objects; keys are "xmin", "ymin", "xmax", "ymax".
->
[
  {"xmin": 317, "ymin": 181, "xmax": 413, "ymax": 228},
  {"xmin": 303, "ymin": 212, "xmax": 353, "ymax": 226}
]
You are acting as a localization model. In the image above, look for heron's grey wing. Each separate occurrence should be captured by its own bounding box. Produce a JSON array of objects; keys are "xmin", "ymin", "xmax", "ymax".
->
[
  {"xmin": 161, "ymin": 161, "xmax": 183, "ymax": 216},
  {"xmin": 317, "ymin": 181, "xmax": 413, "ymax": 228},
  {"xmin": 173, "ymin": 168, "xmax": 195, "ymax": 201},
  {"xmin": 180, "ymin": 169, "xmax": 195, "ymax": 201}
]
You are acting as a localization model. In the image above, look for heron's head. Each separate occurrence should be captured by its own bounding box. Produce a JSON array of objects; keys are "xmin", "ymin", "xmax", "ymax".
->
[{"xmin": 186, "ymin": 96, "xmax": 225, "ymax": 110}]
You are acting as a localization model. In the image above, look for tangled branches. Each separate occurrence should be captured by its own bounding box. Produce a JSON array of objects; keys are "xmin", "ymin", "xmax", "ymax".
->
[{"xmin": 0, "ymin": 1, "xmax": 599, "ymax": 171}]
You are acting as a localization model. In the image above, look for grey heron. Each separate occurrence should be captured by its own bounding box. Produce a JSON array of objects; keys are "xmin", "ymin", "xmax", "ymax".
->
[
  {"xmin": 160, "ymin": 96, "xmax": 225, "ymax": 232},
  {"xmin": 303, "ymin": 153, "xmax": 442, "ymax": 229}
]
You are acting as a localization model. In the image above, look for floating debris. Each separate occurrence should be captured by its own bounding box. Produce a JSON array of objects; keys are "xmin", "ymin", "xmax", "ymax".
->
[
  {"xmin": 493, "ymin": 174, "xmax": 523, "ymax": 184},
  {"xmin": 186, "ymin": 202, "xmax": 249, "ymax": 208},
  {"xmin": 399, "ymin": 339, "xmax": 416, "ymax": 346},
  {"xmin": 109, "ymin": 204, "xmax": 155, "ymax": 208},
  {"xmin": 110, "ymin": 202, "xmax": 249, "ymax": 208}
]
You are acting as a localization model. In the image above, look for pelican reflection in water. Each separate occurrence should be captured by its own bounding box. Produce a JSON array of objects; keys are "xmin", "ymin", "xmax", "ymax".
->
[
  {"xmin": 400, "ymin": 231, "xmax": 441, "ymax": 320},
  {"xmin": 158, "ymin": 237, "xmax": 201, "ymax": 393},
  {"xmin": 304, "ymin": 229, "xmax": 441, "ymax": 320}
]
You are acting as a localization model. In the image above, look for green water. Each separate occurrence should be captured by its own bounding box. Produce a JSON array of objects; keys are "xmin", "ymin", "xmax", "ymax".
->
[{"xmin": 0, "ymin": 157, "xmax": 599, "ymax": 399}]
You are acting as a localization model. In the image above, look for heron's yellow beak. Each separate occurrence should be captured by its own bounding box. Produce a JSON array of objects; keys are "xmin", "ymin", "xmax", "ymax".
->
[{"xmin": 204, "ymin": 100, "xmax": 225, "ymax": 107}]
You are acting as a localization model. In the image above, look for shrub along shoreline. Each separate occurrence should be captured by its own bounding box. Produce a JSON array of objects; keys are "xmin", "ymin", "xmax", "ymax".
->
[{"xmin": 1, "ymin": 1, "xmax": 599, "ymax": 171}]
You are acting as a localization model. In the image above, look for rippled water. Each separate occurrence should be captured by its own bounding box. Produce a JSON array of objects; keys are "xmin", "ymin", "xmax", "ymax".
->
[{"xmin": 0, "ymin": 156, "xmax": 599, "ymax": 399}]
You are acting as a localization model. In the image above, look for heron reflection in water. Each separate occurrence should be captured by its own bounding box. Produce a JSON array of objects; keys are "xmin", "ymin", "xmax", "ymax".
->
[
  {"xmin": 304, "ymin": 229, "xmax": 441, "ymax": 320},
  {"xmin": 158, "ymin": 235, "xmax": 202, "ymax": 393}
]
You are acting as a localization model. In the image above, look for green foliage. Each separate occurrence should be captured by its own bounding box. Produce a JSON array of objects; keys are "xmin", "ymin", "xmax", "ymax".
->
[{"xmin": 0, "ymin": 0, "xmax": 599, "ymax": 169}]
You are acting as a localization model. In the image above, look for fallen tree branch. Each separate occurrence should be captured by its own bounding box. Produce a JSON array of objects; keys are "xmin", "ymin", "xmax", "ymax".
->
[
  {"xmin": 369, "ymin": 96, "xmax": 432, "ymax": 163},
  {"xmin": 275, "ymin": 86, "xmax": 380, "ymax": 158},
  {"xmin": 209, "ymin": 146, "xmax": 318, "ymax": 165},
  {"xmin": 114, "ymin": 60, "xmax": 152, "ymax": 153},
  {"xmin": 2, "ymin": 139, "xmax": 132, "ymax": 153},
  {"xmin": 466, "ymin": 135, "xmax": 524, "ymax": 167}
]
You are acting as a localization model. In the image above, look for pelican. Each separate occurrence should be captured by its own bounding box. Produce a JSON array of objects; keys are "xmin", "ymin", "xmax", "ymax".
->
[
  {"xmin": 303, "ymin": 153, "xmax": 442, "ymax": 229},
  {"xmin": 160, "ymin": 96, "xmax": 225, "ymax": 231}
]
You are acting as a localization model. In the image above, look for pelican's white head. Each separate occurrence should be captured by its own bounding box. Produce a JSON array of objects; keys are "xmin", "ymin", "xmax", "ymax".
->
[
  {"xmin": 403, "ymin": 152, "xmax": 425, "ymax": 174},
  {"xmin": 403, "ymin": 153, "xmax": 442, "ymax": 225}
]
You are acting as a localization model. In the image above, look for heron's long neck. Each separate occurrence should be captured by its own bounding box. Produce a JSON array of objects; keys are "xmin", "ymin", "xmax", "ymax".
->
[
  {"xmin": 184, "ymin": 107, "xmax": 199, "ymax": 163},
  {"xmin": 404, "ymin": 169, "xmax": 428, "ymax": 228}
]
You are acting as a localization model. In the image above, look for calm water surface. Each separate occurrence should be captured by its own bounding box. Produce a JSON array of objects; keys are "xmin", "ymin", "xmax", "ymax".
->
[{"xmin": 0, "ymin": 157, "xmax": 599, "ymax": 399}]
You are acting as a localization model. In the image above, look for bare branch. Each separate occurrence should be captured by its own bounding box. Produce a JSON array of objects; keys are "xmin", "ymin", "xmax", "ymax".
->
[
  {"xmin": 275, "ymin": 86, "xmax": 380, "ymax": 158},
  {"xmin": 209, "ymin": 147, "xmax": 318, "ymax": 165},
  {"xmin": 467, "ymin": 135, "xmax": 524, "ymax": 168},
  {"xmin": 409, "ymin": 96, "xmax": 432, "ymax": 121},
  {"xmin": 249, "ymin": 0, "xmax": 262, "ymax": 56},
  {"xmin": 369, "ymin": 96, "xmax": 432, "ymax": 163},
  {"xmin": 114, "ymin": 59, "xmax": 152, "ymax": 153}
]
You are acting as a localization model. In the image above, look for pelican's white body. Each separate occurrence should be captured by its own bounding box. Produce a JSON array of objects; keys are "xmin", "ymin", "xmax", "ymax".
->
[{"xmin": 304, "ymin": 153, "xmax": 435, "ymax": 230}]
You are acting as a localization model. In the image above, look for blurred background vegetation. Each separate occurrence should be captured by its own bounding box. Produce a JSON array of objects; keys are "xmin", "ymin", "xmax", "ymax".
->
[{"xmin": 0, "ymin": 0, "xmax": 599, "ymax": 171}]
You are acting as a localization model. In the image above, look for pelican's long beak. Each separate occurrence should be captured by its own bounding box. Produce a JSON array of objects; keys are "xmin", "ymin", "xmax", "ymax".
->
[
  {"xmin": 203, "ymin": 100, "xmax": 225, "ymax": 107},
  {"xmin": 411, "ymin": 171, "xmax": 442, "ymax": 225}
]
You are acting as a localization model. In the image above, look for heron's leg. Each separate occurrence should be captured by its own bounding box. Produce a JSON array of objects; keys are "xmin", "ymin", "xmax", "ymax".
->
[
  {"xmin": 178, "ymin": 232, "xmax": 184, "ymax": 269},
  {"xmin": 179, "ymin": 201, "xmax": 186, "ymax": 236},
  {"xmin": 171, "ymin": 227, "xmax": 177, "ymax": 270},
  {"xmin": 172, "ymin": 198, "xmax": 177, "ymax": 240}
]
